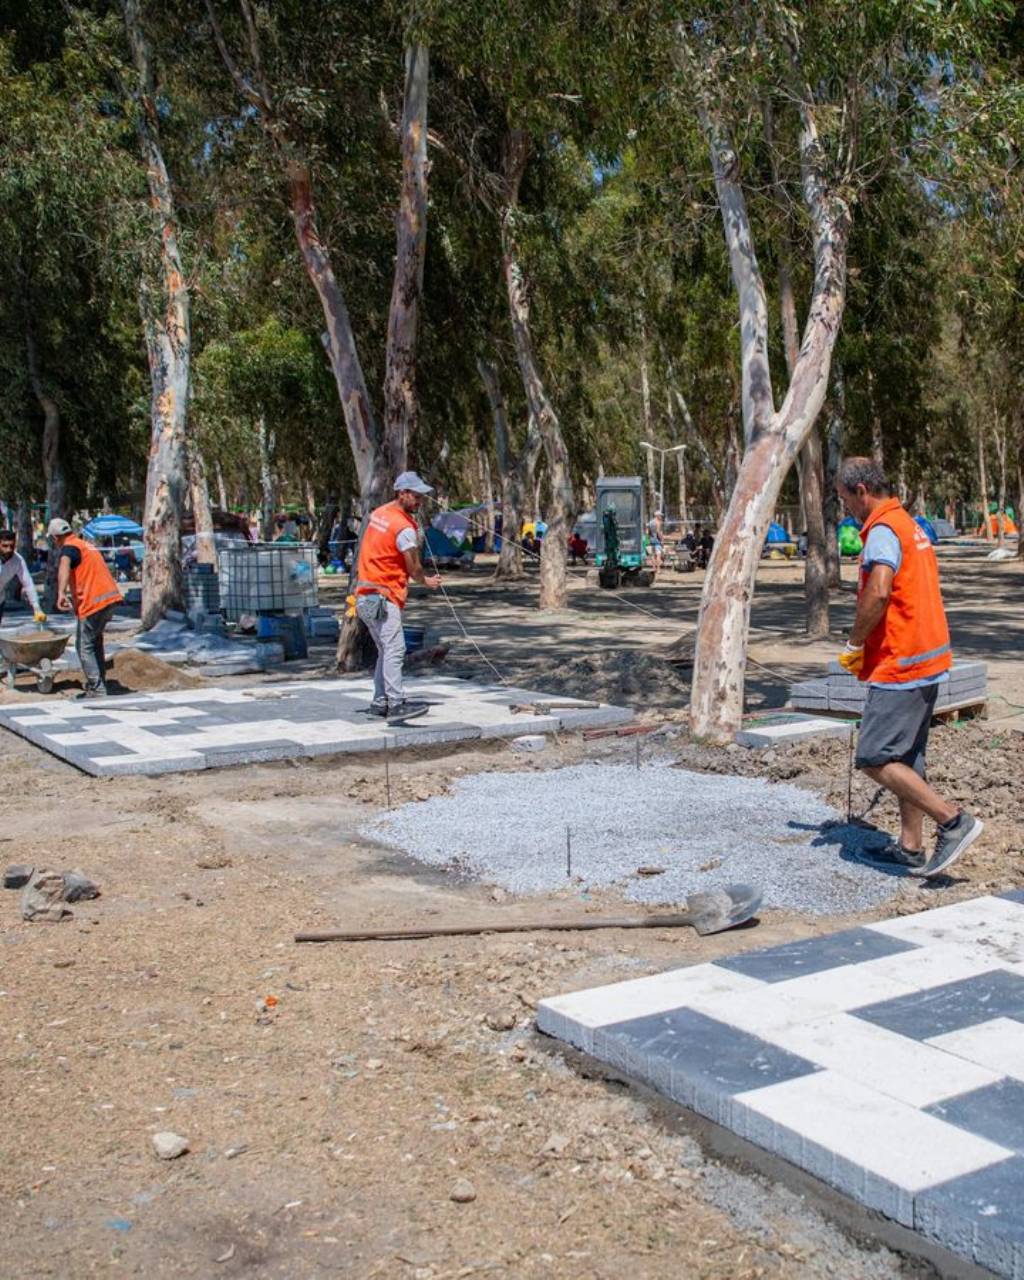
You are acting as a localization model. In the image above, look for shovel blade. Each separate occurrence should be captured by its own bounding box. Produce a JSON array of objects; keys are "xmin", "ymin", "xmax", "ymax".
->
[{"xmin": 685, "ymin": 883, "xmax": 763, "ymax": 935}]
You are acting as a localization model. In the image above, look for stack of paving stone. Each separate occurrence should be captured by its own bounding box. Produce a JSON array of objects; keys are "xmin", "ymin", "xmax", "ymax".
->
[{"xmin": 790, "ymin": 660, "xmax": 987, "ymax": 716}]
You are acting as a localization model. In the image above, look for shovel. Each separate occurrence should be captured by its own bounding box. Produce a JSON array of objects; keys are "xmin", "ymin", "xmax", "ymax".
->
[{"xmin": 294, "ymin": 883, "xmax": 762, "ymax": 944}]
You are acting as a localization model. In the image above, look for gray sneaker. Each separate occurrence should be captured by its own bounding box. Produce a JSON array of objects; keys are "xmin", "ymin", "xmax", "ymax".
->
[
  {"xmin": 855, "ymin": 841, "xmax": 926, "ymax": 875},
  {"xmin": 365, "ymin": 701, "xmax": 389, "ymax": 718},
  {"xmin": 386, "ymin": 699, "xmax": 429, "ymax": 725},
  {"xmin": 922, "ymin": 812, "xmax": 984, "ymax": 878}
]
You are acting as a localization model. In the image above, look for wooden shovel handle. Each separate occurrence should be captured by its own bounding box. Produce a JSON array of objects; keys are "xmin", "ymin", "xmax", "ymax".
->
[{"xmin": 295, "ymin": 913, "xmax": 695, "ymax": 943}]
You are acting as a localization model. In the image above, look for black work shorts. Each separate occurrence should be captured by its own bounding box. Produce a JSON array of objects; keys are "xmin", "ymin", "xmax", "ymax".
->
[{"xmin": 854, "ymin": 682, "xmax": 941, "ymax": 778}]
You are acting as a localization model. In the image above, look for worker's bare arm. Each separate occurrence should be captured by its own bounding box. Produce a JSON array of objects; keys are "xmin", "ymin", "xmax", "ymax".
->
[
  {"xmin": 56, "ymin": 554, "xmax": 73, "ymax": 612},
  {"xmin": 849, "ymin": 563, "xmax": 894, "ymax": 647},
  {"xmin": 402, "ymin": 548, "xmax": 441, "ymax": 589}
]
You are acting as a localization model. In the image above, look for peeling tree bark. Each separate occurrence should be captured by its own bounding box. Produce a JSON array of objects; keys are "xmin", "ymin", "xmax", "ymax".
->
[
  {"xmin": 188, "ymin": 441, "xmax": 217, "ymax": 566},
  {"xmin": 382, "ymin": 45, "xmax": 428, "ymax": 477},
  {"xmin": 125, "ymin": 0, "xmax": 189, "ymax": 629},
  {"xmin": 681, "ymin": 39, "xmax": 850, "ymax": 741},
  {"xmin": 500, "ymin": 131, "xmax": 574, "ymax": 610}
]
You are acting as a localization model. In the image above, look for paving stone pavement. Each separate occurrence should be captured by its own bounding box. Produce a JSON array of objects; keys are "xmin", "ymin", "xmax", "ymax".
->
[
  {"xmin": 538, "ymin": 890, "xmax": 1024, "ymax": 1278},
  {"xmin": 0, "ymin": 676, "xmax": 631, "ymax": 776}
]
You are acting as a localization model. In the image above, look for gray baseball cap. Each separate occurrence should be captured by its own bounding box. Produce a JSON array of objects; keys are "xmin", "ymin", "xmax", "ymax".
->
[
  {"xmin": 47, "ymin": 518, "xmax": 73, "ymax": 537},
  {"xmin": 393, "ymin": 470, "xmax": 434, "ymax": 496}
]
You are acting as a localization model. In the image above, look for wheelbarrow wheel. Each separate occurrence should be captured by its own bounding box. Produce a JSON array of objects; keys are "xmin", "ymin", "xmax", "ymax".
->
[{"xmin": 38, "ymin": 658, "xmax": 54, "ymax": 695}]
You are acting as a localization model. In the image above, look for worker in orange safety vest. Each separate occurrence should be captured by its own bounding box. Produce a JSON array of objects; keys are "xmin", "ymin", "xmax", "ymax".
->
[
  {"xmin": 49, "ymin": 518, "xmax": 124, "ymax": 699},
  {"xmin": 354, "ymin": 472, "xmax": 441, "ymax": 723},
  {"xmin": 836, "ymin": 458, "xmax": 982, "ymax": 879}
]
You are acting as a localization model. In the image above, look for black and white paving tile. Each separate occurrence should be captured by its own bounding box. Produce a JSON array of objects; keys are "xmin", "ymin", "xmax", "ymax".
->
[
  {"xmin": 0, "ymin": 677, "xmax": 631, "ymax": 776},
  {"xmin": 538, "ymin": 891, "xmax": 1024, "ymax": 1278}
]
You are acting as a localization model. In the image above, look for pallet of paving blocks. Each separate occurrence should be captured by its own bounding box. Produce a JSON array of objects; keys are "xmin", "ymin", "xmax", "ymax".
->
[{"xmin": 789, "ymin": 661, "xmax": 988, "ymax": 718}]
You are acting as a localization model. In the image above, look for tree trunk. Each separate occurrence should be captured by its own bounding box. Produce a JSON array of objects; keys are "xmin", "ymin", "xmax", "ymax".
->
[
  {"xmin": 500, "ymin": 131, "xmax": 574, "ymax": 610},
  {"xmin": 258, "ymin": 413, "xmax": 276, "ymax": 541},
  {"xmin": 779, "ymin": 258, "xmax": 829, "ymax": 638},
  {"xmin": 686, "ymin": 72, "xmax": 850, "ymax": 742},
  {"xmin": 479, "ymin": 357, "xmax": 524, "ymax": 580},
  {"xmin": 382, "ymin": 44, "xmax": 429, "ymax": 477},
  {"xmin": 823, "ymin": 362, "xmax": 845, "ymax": 589},
  {"xmin": 125, "ymin": 0, "xmax": 190, "ymax": 629},
  {"xmin": 866, "ymin": 365, "xmax": 884, "ymax": 467},
  {"xmin": 479, "ymin": 449, "xmax": 495, "ymax": 551},
  {"xmin": 673, "ymin": 388, "xmax": 724, "ymax": 517},
  {"xmin": 993, "ymin": 414, "xmax": 1007, "ymax": 548},
  {"xmin": 16, "ymin": 501, "xmax": 33, "ymax": 564},
  {"xmin": 978, "ymin": 426, "xmax": 993, "ymax": 541},
  {"xmin": 1017, "ymin": 430, "xmax": 1024, "ymax": 561},
  {"xmin": 23, "ymin": 313, "xmax": 66, "ymax": 609},
  {"xmin": 215, "ymin": 461, "xmax": 228, "ymax": 512},
  {"xmin": 665, "ymin": 388, "xmax": 689, "ymax": 524},
  {"xmin": 638, "ymin": 333, "xmax": 656, "ymax": 512},
  {"xmin": 188, "ymin": 441, "xmax": 217, "ymax": 566}
]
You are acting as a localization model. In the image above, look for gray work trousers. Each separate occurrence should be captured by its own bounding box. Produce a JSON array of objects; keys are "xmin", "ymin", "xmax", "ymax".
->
[
  {"xmin": 77, "ymin": 603, "xmax": 117, "ymax": 693},
  {"xmin": 356, "ymin": 594, "xmax": 405, "ymax": 706}
]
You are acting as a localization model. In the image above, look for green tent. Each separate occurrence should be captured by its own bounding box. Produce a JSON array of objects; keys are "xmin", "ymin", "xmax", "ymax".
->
[{"xmin": 838, "ymin": 524, "xmax": 863, "ymax": 557}]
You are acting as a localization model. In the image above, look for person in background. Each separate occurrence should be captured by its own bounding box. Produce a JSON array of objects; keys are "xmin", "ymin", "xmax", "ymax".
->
[
  {"xmin": 48, "ymin": 518, "xmax": 124, "ymax": 699},
  {"xmin": 354, "ymin": 472, "xmax": 442, "ymax": 723},
  {"xmin": 648, "ymin": 510, "xmax": 665, "ymax": 571},
  {"xmin": 0, "ymin": 528, "xmax": 46, "ymax": 627},
  {"xmin": 568, "ymin": 532, "xmax": 588, "ymax": 565},
  {"xmin": 836, "ymin": 456, "xmax": 982, "ymax": 878}
]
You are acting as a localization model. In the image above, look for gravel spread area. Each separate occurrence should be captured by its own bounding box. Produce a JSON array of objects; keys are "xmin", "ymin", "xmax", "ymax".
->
[{"xmin": 367, "ymin": 761, "xmax": 902, "ymax": 914}]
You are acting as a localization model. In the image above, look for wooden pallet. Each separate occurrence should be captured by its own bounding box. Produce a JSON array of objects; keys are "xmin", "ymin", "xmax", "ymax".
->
[{"xmin": 790, "ymin": 695, "xmax": 989, "ymax": 724}]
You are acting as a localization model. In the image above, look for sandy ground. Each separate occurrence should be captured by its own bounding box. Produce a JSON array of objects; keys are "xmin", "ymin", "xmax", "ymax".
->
[{"xmin": 2, "ymin": 545, "xmax": 1022, "ymax": 1279}]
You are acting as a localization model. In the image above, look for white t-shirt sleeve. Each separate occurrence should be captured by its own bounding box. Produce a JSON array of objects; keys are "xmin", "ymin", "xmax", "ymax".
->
[
  {"xmin": 395, "ymin": 527, "xmax": 418, "ymax": 554},
  {"xmin": 862, "ymin": 525, "xmax": 901, "ymax": 573}
]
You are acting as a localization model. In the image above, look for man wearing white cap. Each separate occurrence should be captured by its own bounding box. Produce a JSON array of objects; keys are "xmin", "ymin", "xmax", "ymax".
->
[
  {"xmin": 48, "ymin": 518, "xmax": 124, "ymax": 698},
  {"xmin": 354, "ymin": 472, "xmax": 441, "ymax": 723}
]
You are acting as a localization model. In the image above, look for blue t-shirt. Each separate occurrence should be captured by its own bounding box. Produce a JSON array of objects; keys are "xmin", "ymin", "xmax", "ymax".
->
[{"xmin": 862, "ymin": 523, "xmax": 947, "ymax": 690}]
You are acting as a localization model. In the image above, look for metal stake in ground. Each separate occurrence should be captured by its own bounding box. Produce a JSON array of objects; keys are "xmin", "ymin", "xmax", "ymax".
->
[
  {"xmin": 635, "ymin": 734, "xmax": 641, "ymax": 771},
  {"xmin": 385, "ymin": 740, "xmax": 392, "ymax": 809},
  {"xmin": 565, "ymin": 825, "xmax": 571, "ymax": 879},
  {"xmin": 846, "ymin": 726, "xmax": 855, "ymax": 824}
]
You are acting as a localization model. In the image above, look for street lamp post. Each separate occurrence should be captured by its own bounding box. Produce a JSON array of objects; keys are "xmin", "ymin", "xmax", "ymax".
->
[{"xmin": 640, "ymin": 441, "xmax": 687, "ymax": 524}]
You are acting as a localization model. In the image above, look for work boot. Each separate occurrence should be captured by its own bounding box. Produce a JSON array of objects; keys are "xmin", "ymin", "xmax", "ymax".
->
[
  {"xmin": 921, "ymin": 812, "xmax": 984, "ymax": 878},
  {"xmin": 74, "ymin": 686, "xmax": 108, "ymax": 701},
  {"xmin": 855, "ymin": 841, "xmax": 926, "ymax": 875},
  {"xmin": 386, "ymin": 699, "xmax": 429, "ymax": 725}
]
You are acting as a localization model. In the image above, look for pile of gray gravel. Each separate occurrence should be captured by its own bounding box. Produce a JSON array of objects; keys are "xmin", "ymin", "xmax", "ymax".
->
[{"xmin": 366, "ymin": 761, "xmax": 903, "ymax": 915}]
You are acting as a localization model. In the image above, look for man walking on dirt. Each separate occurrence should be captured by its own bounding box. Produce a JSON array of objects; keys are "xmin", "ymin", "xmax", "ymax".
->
[
  {"xmin": 836, "ymin": 457, "xmax": 983, "ymax": 877},
  {"xmin": 48, "ymin": 518, "xmax": 124, "ymax": 699},
  {"xmin": 355, "ymin": 472, "xmax": 441, "ymax": 724}
]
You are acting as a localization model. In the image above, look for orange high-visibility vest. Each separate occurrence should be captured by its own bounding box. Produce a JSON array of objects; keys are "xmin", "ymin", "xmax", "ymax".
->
[
  {"xmin": 355, "ymin": 503, "xmax": 419, "ymax": 609},
  {"xmin": 63, "ymin": 535, "xmax": 124, "ymax": 620},
  {"xmin": 858, "ymin": 498, "xmax": 952, "ymax": 684}
]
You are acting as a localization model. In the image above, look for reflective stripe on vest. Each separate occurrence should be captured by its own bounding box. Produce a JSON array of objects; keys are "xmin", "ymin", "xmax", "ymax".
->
[
  {"xmin": 64, "ymin": 535, "xmax": 125, "ymax": 620},
  {"xmin": 858, "ymin": 499, "xmax": 952, "ymax": 684},
  {"xmin": 354, "ymin": 503, "xmax": 418, "ymax": 609}
]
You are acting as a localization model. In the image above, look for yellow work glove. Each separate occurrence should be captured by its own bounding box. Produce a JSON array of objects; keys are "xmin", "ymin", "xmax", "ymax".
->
[
  {"xmin": 33, "ymin": 610, "xmax": 47, "ymax": 624},
  {"xmin": 837, "ymin": 642, "xmax": 864, "ymax": 675},
  {"xmin": 345, "ymin": 593, "xmax": 356, "ymax": 619}
]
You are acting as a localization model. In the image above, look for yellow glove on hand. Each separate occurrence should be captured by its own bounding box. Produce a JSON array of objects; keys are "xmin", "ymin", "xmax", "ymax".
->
[
  {"xmin": 33, "ymin": 610, "xmax": 47, "ymax": 624},
  {"xmin": 837, "ymin": 642, "xmax": 864, "ymax": 675},
  {"xmin": 345, "ymin": 593, "xmax": 356, "ymax": 619}
]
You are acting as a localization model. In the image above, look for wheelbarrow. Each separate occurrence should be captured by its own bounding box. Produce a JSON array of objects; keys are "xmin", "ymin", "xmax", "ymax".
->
[{"xmin": 0, "ymin": 629, "xmax": 71, "ymax": 693}]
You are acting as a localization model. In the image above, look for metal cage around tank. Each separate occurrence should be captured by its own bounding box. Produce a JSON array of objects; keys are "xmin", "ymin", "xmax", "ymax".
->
[{"xmin": 217, "ymin": 542, "xmax": 319, "ymax": 621}]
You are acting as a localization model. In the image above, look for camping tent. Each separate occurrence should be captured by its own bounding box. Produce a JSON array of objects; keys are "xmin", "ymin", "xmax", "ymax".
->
[
  {"xmin": 914, "ymin": 515, "xmax": 938, "ymax": 545},
  {"xmin": 765, "ymin": 521, "xmax": 790, "ymax": 543},
  {"xmin": 837, "ymin": 519, "xmax": 863, "ymax": 557},
  {"xmin": 425, "ymin": 525, "xmax": 472, "ymax": 566},
  {"xmin": 977, "ymin": 513, "xmax": 1018, "ymax": 537},
  {"xmin": 432, "ymin": 503, "xmax": 492, "ymax": 545}
]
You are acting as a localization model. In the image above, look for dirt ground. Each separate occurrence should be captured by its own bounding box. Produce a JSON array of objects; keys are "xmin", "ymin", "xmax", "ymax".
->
[{"xmin": 2, "ymin": 545, "xmax": 1022, "ymax": 1279}]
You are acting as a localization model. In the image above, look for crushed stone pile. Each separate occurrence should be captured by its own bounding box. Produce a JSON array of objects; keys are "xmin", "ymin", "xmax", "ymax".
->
[{"xmin": 367, "ymin": 761, "xmax": 901, "ymax": 915}]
